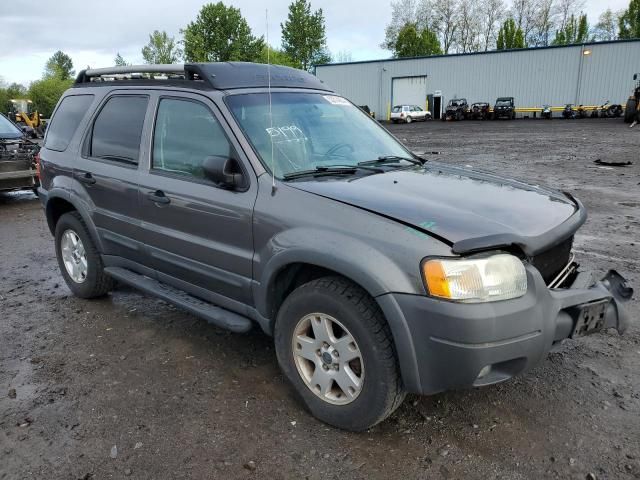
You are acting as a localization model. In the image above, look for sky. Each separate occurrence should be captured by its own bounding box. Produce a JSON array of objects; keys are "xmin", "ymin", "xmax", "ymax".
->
[{"xmin": 0, "ymin": 0, "xmax": 630, "ymax": 86}]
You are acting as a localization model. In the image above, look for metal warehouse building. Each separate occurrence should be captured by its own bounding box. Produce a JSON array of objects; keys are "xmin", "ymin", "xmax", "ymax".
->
[{"xmin": 314, "ymin": 39, "xmax": 640, "ymax": 120}]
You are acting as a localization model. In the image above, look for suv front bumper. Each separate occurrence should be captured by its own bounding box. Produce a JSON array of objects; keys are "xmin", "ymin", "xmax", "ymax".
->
[{"xmin": 378, "ymin": 265, "xmax": 632, "ymax": 395}]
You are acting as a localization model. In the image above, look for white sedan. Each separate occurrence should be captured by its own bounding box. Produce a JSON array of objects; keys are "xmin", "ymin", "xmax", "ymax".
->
[{"xmin": 390, "ymin": 105, "xmax": 431, "ymax": 123}]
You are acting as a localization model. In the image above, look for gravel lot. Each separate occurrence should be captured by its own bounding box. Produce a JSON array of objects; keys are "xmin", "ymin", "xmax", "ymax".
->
[{"xmin": 1, "ymin": 119, "xmax": 639, "ymax": 480}]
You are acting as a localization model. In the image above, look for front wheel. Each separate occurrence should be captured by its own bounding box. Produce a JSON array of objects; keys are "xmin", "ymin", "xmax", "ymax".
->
[
  {"xmin": 274, "ymin": 277, "xmax": 405, "ymax": 431},
  {"xmin": 405, "ymin": 116, "xmax": 412, "ymax": 124}
]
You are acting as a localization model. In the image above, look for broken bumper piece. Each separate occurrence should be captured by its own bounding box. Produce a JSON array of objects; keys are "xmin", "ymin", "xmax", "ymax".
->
[{"xmin": 380, "ymin": 266, "xmax": 633, "ymax": 395}]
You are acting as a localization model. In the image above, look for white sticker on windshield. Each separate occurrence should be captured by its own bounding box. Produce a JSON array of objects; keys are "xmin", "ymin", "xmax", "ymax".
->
[{"xmin": 323, "ymin": 95, "xmax": 351, "ymax": 106}]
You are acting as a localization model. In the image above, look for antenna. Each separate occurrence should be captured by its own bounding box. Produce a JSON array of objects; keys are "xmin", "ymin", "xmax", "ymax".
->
[{"xmin": 266, "ymin": 9, "xmax": 276, "ymax": 194}]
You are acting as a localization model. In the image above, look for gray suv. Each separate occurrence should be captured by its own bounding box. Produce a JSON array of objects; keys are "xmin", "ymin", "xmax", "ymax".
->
[{"xmin": 38, "ymin": 63, "xmax": 632, "ymax": 431}]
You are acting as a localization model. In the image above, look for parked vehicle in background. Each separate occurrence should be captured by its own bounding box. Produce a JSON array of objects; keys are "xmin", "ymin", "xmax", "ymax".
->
[
  {"xmin": 0, "ymin": 113, "xmax": 39, "ymax": 193},
  {"xmin": 390, "ymin": 105, "xmax": 430, "ymax": 123},
  {"xmin": 597, "ymin": 101, "xmax": 623, "ymax": 118},
  {"xmin": 470, "ymin": 102, "xmax": 490, "ymax": 120},
  {"xmin": 493, "ymin": 97, "xmax": 515, "ymax": 119},
  {"xmin": 8, "ymin": 99, "xmax": 44, "ymax": 138},
  {"xmin": 38, "ymin": 63, "xmax": 632, "ymax": 432},
  {"xmin": 541, "ymin": 105, "xmax": 553, "ymax": 119},
  {"xmin": 562, "ymin": 104, "xmax": 577, "ymax": 119},
  {"xmin": 443, "ymin": 98, "xmax": 469, "ymax": 121},
  {"xmin": 359, "ymin": 105, "xmax": 375, "ymax": 119},
  {"xmin": 624, "ymin": 73, "xmax": 640, "ymax": 124},
  {"xmin": 576, "ymin": 105, "xmax": 589, "ymax": 119}
]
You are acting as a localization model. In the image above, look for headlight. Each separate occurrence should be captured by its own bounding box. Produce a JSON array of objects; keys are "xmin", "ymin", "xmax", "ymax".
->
[{"xmin": 422, "ymin": 254, "xmax": 527, "ymax": 303}]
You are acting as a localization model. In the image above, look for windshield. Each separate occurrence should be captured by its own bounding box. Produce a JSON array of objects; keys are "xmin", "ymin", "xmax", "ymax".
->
[
  {"xmin": 496, "ymin": 100, "xmax": 511, "ymax": 106},
  {"xmin": 227, "ymin": 93, "xmax": 412, "ymax": 178},
  {"xmin": 0, "ymin": 114, "xmax": 22, "ymax": 139}
]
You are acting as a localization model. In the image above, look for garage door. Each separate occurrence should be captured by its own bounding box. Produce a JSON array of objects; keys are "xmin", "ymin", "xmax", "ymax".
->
[{"xmin": 392, "ymin": 76, "xmax": 427, "ymax": 110}]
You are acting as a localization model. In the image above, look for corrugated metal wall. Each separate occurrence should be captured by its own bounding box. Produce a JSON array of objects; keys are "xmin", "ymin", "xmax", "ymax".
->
[{"xmin": 315, "ymin": 41, "xmax": 640, "ymax": 119}]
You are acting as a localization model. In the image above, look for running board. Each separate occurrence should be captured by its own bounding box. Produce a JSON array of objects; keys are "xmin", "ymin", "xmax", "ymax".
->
[{"xmin": 104, "ymin": 267, "xmax": 253, "ymax": 333}]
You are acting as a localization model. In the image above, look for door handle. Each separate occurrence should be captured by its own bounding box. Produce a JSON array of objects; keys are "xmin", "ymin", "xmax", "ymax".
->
[
  {"xmin": 147, "ymin": 190, "xmax": 171, "ymax": 205},
  {"xmin": 76, "ymin": 172, "xmax": 96, "ymax": 185}
]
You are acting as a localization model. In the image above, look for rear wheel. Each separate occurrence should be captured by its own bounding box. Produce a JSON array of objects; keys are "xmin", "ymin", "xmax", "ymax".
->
[
  {"xmin": 274, "ymin": 276, "xmax": 405, "ymax": 431},
  {"xmin": 55, "ymin": 212, "xmax": 115, "ymax": 298}
]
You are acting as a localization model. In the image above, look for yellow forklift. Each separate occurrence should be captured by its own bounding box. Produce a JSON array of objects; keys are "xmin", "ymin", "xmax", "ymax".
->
[
  {"xmin": 8, "ymin": 99, "xmax": 44, "ymax": 137},
  {"xmin": 624, "ymin": 73, "xmax": 640, "ymax": 124}
]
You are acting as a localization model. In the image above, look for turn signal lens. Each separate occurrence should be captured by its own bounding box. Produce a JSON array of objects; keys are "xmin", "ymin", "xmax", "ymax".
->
[{"xmin": 422, "ymin": 254, "xmax": 527, "ymax": 303}]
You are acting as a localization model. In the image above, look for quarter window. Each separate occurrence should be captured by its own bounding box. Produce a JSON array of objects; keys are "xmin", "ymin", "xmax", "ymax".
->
[
  {"xmin": 45, "ymin": 95, "xmax": 94, "ymax": 152},
  {"xmin": 152, "ymin": 98, "xmax": 233, "ymax": 180},
  {"xmin": 90, "ymin": 96, "xmax": 148, "ymax": 164}
]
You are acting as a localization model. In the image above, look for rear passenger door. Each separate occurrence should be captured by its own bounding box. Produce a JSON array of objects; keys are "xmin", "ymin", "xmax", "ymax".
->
[
  {"xmin": 138, "ymin": 93, "xmax": 257, "ymax": 308},
  {"xmin": 77, "ymin": 92, "xmax": 151, "ymax": 267}
]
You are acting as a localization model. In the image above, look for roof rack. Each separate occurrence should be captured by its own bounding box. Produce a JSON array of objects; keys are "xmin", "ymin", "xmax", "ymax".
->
[
  {"xmin": 74, "ymin": 62, "xmax": 331, "ymax": 91},
  {"xmin": 74, "ymin": 64, "xmax": 211, "ymax": 86}
]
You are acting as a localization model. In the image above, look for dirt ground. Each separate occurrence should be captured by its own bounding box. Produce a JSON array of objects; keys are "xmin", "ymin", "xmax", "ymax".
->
[{"xmin": 1, "ymin": 119, "xmax": 639, "ymax": 480}]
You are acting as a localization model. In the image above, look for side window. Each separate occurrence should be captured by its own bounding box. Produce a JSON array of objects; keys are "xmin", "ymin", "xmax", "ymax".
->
[
  {"xmin": 90, "ymin": 96, "xmax": 148, "ymax": 164},
  {"xmin": 152, "ymin": 98, "xmax": 233, "ymax": 180},
  {"xmin": 44, "ymin": 95, "xmax": 94, "ymax": 152}
]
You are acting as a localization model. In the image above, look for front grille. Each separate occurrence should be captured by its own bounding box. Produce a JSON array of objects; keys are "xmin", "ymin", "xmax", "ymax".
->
[{"xmin": 530, "ymin": 236, "xmax": 574, "ymax": 284}]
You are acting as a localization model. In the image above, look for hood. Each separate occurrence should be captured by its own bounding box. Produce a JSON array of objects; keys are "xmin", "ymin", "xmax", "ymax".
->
[
  {"xmin": 287, "ymin": 163, "xmax": 583, "ymax": 256},
  {"xmin": 0, "ymin": 114, "xmax": 24, "ymax": 140}
]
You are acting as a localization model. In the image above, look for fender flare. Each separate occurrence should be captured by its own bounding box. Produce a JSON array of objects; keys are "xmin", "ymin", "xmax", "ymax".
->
[
  {"xmin": 44, "ymin": 189, "xmax": 104, "ymax": 252},
  {"xmin": 254, "ymin": 229, "xmax": 423, "ymax": 392}
]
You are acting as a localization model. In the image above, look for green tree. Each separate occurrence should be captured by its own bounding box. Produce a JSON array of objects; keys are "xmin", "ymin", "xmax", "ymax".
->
[
  {"xmin": 182, "ymin": 2, "xmax": 264, "ymax": 62},
  {"xmin": 44, "ymin": 51, "xmax": 75, "ymax": 80},
  {"xmin": 393, "ymin": 23, "xmax": 443, "ymax": 57},
  {"xmin": 257, "ymin": 45, "xmax": 298, "ymax": 68},
  {"xmin": 28, "ymin": 77, "xmax": 73, "ymax": 117},
  {"xmin": 496, "ymin": 18, "xmax": 525, "ymax": 49},
  {"xmin": 552, "ymin": 14, "xmax": 589, "ymax": 45},
  {"xmin": 114, "ymin": 53, "xmax": 130, "ymax": 66},
  {"xmin": 281, "ymin": 0, "xmax": 331, "ymax": 71},
  {"xmin": 594, "ymin": 9, "xmax": 619, "ymax": 41},
  {"xmin": 619, "ymin": 0, "xmax": 640, "ymax": 39},
  {"xmin": 141, "ymin": 31, "xmax": 182, "ymax": 64},
  {"xmin": 0, "ymin": 81, "xmax": 28, "ymax": 114}
]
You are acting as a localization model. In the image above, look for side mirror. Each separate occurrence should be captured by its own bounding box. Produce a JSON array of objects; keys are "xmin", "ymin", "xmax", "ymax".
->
[{"xmin": 203, "ymin": 155, "xmax": 245, "ymax": 189}]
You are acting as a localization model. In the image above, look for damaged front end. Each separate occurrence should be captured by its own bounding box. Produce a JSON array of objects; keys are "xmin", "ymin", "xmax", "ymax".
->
[{"xmin": 550, "ymin": 268, "xmax": 633, "ymax": 341}]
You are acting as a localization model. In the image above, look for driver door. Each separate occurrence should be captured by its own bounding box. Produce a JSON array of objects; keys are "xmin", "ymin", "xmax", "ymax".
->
[{"xmin": 138, "ymin": 92, "xmax": 258, "ymax": 307}]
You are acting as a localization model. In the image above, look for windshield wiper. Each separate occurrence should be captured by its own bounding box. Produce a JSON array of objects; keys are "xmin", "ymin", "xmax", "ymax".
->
[
  {"xmin": 283, "ymin": 165, "xmax": 382, "ymax": 181},
  {"xmin": 358, "ymin": 155, "xmax": 424, "ymax": 167}
]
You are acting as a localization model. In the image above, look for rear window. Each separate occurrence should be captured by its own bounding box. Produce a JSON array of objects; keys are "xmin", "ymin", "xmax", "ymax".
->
[
  {"xmin": 90, "ymin": 95, "xmax": 148, "ymax": 164},
  {"xmin": 44, "ymin": 95, "xmax": 94, "ymax": 152},
  {"xmin": 392, "ymin": 106, "xmax": 402, "ymax": 113}
]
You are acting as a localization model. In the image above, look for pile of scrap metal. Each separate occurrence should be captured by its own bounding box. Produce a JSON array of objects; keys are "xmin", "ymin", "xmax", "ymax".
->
[{"xmin": 0, "ymin": 113, "xmax": 40, "ymax": 193}]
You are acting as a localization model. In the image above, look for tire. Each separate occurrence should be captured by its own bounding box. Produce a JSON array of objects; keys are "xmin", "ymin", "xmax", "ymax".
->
[
  {"xmin": 274, "ymin": 276, "xmax": 405, "ymax": 431},
  {"xmin": 55, "ymin": 211, "xmax": 115, "ymax": 298},
  {"xmin": 625, "ymin": 99, "xmax": 637, "ymax": 123},
  {"xmin": 405, "ymin": 116, "xmax": 412, "ymax": 124}
]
